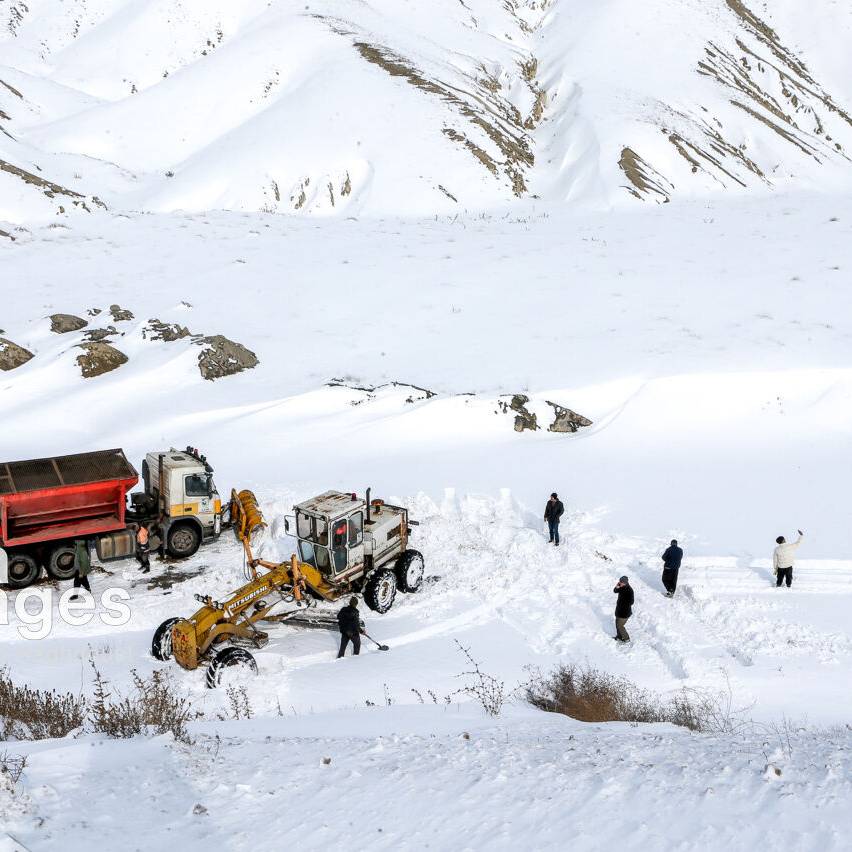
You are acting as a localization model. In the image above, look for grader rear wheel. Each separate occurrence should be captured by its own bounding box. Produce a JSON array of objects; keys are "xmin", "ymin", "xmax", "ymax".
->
[{"xmin": 395, "ymin": 549, "xmax": 424, "ymax": 593}]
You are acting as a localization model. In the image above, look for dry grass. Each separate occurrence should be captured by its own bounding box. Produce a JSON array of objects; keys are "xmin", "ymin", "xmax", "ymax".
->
[
  {"xmin": 0, "ymin": 667, "xmax": 86, "ymax": 740},
  {"xmin": 524, "ymin": 663, "xmax": 738, "ymax": 732},
  {"xmin": 0, "ymin": 664, "xmax": 199, "ymax": 745},
  {"xmin": 89, "ymin": 661, "xmax": 200, "ymax": 744}
]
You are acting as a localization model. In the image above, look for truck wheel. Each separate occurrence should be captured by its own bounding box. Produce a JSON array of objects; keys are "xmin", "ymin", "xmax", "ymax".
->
[
  {"xmin": 6, "ymin": 553, "xmax": 40, "ymax": 589},
  {"xmin": 151, "ymin": 617, "xmax": 181, "ymax": 661},
  {"xmin": 47, "ymin": 544, "xmax": 78, "ymax": 581},
  {"xmin": 206, "ymin": 647, "xmax": 258, "ymax": 689},
  {"xmin": 395, "ymin": 549, "xmax": 424, "ymax": 593},
  {"xmin": 364, "ymin": 569, "xmax": 397, "ymax": 613},
  {"xmin": 166, "ymin": 523, "xmax": 200, "ymax": 558}
]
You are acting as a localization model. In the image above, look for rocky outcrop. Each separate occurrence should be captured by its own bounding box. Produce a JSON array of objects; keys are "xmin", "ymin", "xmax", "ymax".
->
[
  {"xmin": 143, "ymin": 318, "xmax": 191, "ymax": 342},
  {"xmin": 109, "ymin": 304, "xmax": 134, "ymax": 322},
  {"xmin": 497, "ymin": 394, "xmax": 539, "ymax": 432},
  {"xmin": 546, "ymin": 401, "xmax": 593, "ymax": 433},
  {"xmin": 83, "ymin": 326, "xmax": 119, "ymax": 343},
  {"xmin": 76, "ymin": 342, "xmax": 128, "ymax": 378},
  {"xmin": 49, "ymin": 313, "xmax": 88, "ymax": 334},
  {"xmin": 498, "ymin": 394, "xmax": 593, "ymax": 433},
  {"xmin": 196, "ymin": 335, "xmax": 259, "ymax": 380},
  {"xmin": 0, "ymin": 337, "xmax": 33, "ymax": 371}
]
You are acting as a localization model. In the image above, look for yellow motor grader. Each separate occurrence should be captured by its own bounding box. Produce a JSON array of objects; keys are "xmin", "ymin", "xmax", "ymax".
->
[{"xmin": 151, "ymin": 488, "xmax": 423, "ymax": 687}]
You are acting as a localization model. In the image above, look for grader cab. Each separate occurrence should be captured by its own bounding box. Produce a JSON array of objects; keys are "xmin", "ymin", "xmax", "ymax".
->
[
  {"xmin": 291, "ymin": 489, "xmax": 423, "ymax": 612},
  {"xmin": 152, "ymin": 487, "xmax": 423, "ymax": 687}
]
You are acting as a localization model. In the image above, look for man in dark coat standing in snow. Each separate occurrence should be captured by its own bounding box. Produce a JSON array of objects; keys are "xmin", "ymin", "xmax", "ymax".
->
[
  {"xmin": 661, "ymin": 539, "xmax": 683, "ymax": 597},
  {"xmin": 337, "ymin": 596, "xmax": 364, "ymax": 658},
  {"xmin": 613, "ymin": 575, "xmax": 634, "ymax": 642},
  {"xmin": 544, "ymin": 493, "xmax": 564, "ymax": 546},
  {"xmin": 70, "ymin": 538, "xmax": 92, "ymax": 601}
]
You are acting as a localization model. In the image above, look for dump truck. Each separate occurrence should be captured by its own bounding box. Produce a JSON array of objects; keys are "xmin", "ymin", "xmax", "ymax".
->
[
  {"xmin": 153, "ymin": 488, "xmax": 423, "ymax": 686},
  {"xmin": 0, "ymin": 446, "xmax": 226, "ymax": 589}
]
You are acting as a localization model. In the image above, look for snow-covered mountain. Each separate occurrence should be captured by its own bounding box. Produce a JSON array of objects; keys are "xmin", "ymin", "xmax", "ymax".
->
[{"xmin": 2, "ymin": 0, "xmax": 852, "ymax": 222}]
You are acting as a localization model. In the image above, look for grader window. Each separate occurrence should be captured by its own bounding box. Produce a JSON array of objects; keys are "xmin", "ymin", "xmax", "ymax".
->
[
  {"xmin": 332, "ymin": 520, "xmax": 347, "ymax": 549},
  {"xmin": 332, "ymin": 519, "xmax": 348, "ymax": 574},
  {"xmin": 297, "ymin": 512, "xmax": 329, "ymax": 546},
  {"xmin": 348, "ymin": 512, "xmax": 363, "ymax": 545}
]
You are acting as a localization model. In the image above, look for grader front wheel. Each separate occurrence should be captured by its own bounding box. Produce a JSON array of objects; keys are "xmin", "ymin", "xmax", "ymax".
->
[
  {"xmin": 364, "ymin": 569, "xmax": 397, "ymax": 613},
  {"xmin": 151, "ymin": 617, "xmax": 181, "ymax": 661},
  {"xmin": 206, "ymin": 646, "xmax": 258, "ymax": 689}
]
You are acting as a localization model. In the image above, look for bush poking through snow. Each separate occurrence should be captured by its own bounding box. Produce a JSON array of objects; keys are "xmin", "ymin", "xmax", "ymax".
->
[
  {"xmin": 222, "ymin": 685, "xmax": 253, "ymax": 720},
  {"xmin": 0, "ymin": 751, "xmax": 27, "ymax": 787},
  {"xmin": 523, "ymin": 663, "xmax": 744, "ymax": 732},
  {"xmin": 455, "ymin": 640, "xmax": 506, "ymax": 717},
  {"xmin": 89, "ymin": 661, "xmax": 200, "ymax": 744},
  {"xmin": 0, "ymin": 667, "xmax": 86, "ymax": 740}
]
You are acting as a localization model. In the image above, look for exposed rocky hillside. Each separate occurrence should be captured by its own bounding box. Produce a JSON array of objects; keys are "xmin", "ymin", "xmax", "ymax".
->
[{"xmin": 1, "ymin": 0, "xmax": 851, "ymax": 222}]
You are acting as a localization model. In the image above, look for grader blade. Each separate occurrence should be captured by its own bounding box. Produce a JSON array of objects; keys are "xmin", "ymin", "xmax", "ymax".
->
[{"xmin": 231, "ymin": 488, "xmax": 267, "ymax": 545}]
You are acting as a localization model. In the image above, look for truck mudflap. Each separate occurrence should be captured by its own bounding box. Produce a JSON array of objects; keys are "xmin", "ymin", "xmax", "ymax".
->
[
  {"xmin": 0, "ymin": 548, "xmax": 7, "ymax": 585},
  {"xmin": 172, "ymin": 619, "xmax": 199, "ymax": 670}
]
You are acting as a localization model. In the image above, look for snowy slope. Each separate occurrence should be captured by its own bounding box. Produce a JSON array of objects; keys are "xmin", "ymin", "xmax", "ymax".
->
[
  {"xmin": 2, "ymin": 192, "xmax": 851, "ymax": 554},
  {"xmin": 2, "ymin": 709, "xmax": 851, "ymax": 851},
  {"xmin": 2, "ymin": 0, "xmax": 852, "ymax": 221}
]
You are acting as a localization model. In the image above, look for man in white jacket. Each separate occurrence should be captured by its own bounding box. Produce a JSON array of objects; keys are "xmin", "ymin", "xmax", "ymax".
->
[{"xmin": 774, "ymin": 530, "xmax": 804, "ymax": 588}]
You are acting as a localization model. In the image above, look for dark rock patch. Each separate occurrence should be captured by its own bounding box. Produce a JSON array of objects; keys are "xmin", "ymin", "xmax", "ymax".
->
[
  {"xmin": 327, "ymin": 378, "xmax": 436, "ymax": 404},
  {"xmin": 83, "ymin": 326, "xmax": 119, "ymax": 343},
  {"xmin": 546, "ymin": 401, "xmax": 593, "ymax": 433},
  {"xmin": 497, "ymin": 394, "xmax": 539, "ymax": 432},
  {"xmin": 76, "ymin": 342, "xmax": 128, "ymax": 378},
  {"xmin": 109, "ymin": 304, "xmax": 134, "ymax": 322},
  {"xmin": 144, "ymin": 318, "xmax": 192, "ymax": 342},
  {"xmin": 0, "ymin": 337, "xmax": 33, "ymax": 371},
  {"xmin": 196, "ymin": 335, "xmax": 259, "ymax": 380},
  {"xmin": 49, "ymin": 313, "xmax": 88, "ymax": 334}
]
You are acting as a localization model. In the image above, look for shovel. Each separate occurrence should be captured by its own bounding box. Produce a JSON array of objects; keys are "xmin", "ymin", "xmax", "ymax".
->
[{"xmin": 364, "ymin": 632, "xmax": 389, "ymax": 651}]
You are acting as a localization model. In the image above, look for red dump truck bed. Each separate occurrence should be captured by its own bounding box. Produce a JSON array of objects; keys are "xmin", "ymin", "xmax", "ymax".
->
[{"xmin": 0, "ymin": 449, "xmax": 139, "ymax": 548}]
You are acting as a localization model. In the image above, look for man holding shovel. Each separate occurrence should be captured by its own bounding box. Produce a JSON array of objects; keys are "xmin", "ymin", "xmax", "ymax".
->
[{"xmin": 337, "ymin": 596, "xmax": 365, "ymax": 658}]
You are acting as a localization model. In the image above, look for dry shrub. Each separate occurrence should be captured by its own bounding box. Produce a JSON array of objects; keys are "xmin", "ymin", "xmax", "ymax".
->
[
  {"xmin": 0, "ymin": 667, "xmax": 86, "ymax": 740},
  {"xmin": 0, "ymin": 751, "xmax": 27, "ymax": 786},
  {"xmin": 524, "ymin": 663, "xmax": 729, "ymax": 731},
  {"xmin": 89, "ymin": 661, "xmax": 200, "ymax": 744},
  {"xmin": 455, "ymin": 641, "xmax": 505, "ymax": 717},
  {"xmin": 223, "ymin": 685, "xmax": 253, "ymax": 720}
]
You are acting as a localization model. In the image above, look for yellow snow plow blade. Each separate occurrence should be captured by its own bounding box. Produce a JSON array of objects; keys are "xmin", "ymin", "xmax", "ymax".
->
[{"xmin": 231, "ymin": 488, "xmax": 266, "ymax": 545}]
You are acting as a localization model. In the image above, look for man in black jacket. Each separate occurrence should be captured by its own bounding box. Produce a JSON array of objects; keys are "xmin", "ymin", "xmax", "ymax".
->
[
  {"xmin": 337, "ymin": 596, "xmax": 364, "ymax": 658},
  {"xmin": 613, "ymin": 575, "xmax": 634, "ymax": 642},
  {"xmin": 544, "ymin": 493, "xmax": 564, "ymax": 546},
  {"xmin": 661, "ymin": 539, "xmax": 683, "ymax": 597}
]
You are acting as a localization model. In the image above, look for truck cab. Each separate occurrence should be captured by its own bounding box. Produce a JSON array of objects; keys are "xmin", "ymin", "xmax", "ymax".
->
[{"xmin": 142, "ymin": 447, "xmax": 222, "ymax": 557}]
